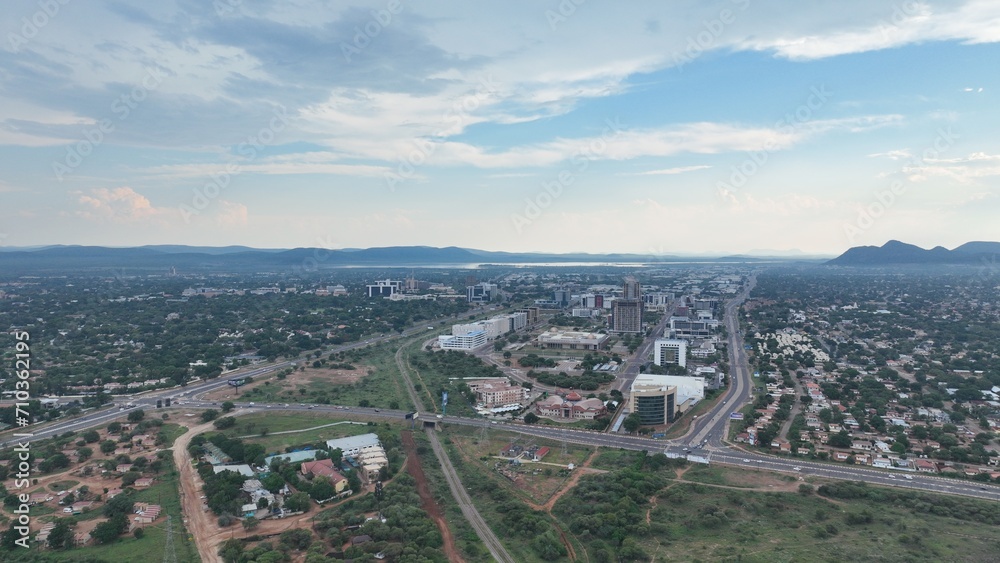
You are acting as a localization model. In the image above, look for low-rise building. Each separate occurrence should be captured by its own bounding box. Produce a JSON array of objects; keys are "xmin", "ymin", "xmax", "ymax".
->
[
  {"xmin": 535, "ymin": 393, "xmax": 608, "ymax": 420},
  {"xmin": 536, "ymin": 329, "xmax": 609, "ymax": 351}
]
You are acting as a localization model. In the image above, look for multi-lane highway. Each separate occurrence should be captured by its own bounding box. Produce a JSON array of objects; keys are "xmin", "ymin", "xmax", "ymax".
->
[{"xmin": 682, "ymin": 273, "xmax": 757, "ymax": 448}]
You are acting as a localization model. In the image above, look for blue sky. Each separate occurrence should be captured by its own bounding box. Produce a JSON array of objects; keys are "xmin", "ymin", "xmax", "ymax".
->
[{"xmin": 1, "ymin": 0, "xmax": 998, "ymax": 255}]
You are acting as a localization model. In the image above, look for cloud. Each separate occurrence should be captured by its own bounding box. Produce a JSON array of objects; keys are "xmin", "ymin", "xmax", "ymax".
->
[
  {"xmin": 903, "ymin": 152, "xmax": 1000, "ymax": 183},
  {"xmin": 734, "ymin": 1, "xmax": 1000, "ymax": 60},
  {"xmin": 76, "ymin": 187, "xmax": 164, "ymax": 222},
  {"xmin": 623, "ymin": 165, "xmax": 713, "ymax": 176},
  {"xmin": 215, "ymin": 200, "xmax": 248, "ymax": 227}
]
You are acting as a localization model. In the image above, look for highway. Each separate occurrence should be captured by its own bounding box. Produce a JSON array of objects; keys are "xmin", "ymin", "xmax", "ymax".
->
[{"xmin": 682, "ymin": 273, "xmax": 757, "ymax": 448}]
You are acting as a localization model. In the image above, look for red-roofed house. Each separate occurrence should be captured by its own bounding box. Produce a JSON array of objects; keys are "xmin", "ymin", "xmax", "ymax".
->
[
  {"xmin": 532, "ymin": 447, "xmax": 550, "ymax": 461},
  {"xmin": 300, "ymin": 459, "xmax": 349, "ymax": 493}
]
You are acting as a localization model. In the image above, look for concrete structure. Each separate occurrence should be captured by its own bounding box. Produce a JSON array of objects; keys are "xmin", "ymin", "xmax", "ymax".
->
[
  {"xmin": 580, "ymin": 293, "xmax": 606, "ymax": 309},
  {"xmin": 611, "ymin": 277, "xmax": 643, "ymax": 333},
  {"xmin": 438, "ymin": 330, "xmax": 487, "ymax": 350},
  {"xmin": 630, "ymin": 375, "xmax": 679, "ymax": 425},
  {"xmin": 263, "ymin": 450, "xmax": 319, "ymax": 466},
  {"xmin": 471, "ymin": 381, "xmax": 528, "ymax": 407},
  {"xmin": 466, "ymin": 282, "xmax": 496, "ymax": 303},
  {"xmin": 535, "ymin": 392, "xmax": 608, "ymax": 420},
  {"xmin": 325, "ymin": 433, "xmax": 382, "ymax": 457},
  {"xmin": 300, "ymin": 459, "xmax": 349, "ymax": 493},
  {"xmin": 653, "ymin": 339, "xmax": 688, "ymax": 368},
  {"xmin": 669, "ymin": 318, "xmax": 715, "ymax": 338},
  {"xmin": 536, "ymin": 329, "xmax": 609, "ymax": 351},
  {"xmin": 366, "ymin": 279, "xmax": 401, "ymax": 298},
  {"xmin": 647, "ymin": 374, "xmax": 705, "ymax": 404},
  {"xmin": 213, "ymin": 464, "xmax": 255, "ymax": 477}
]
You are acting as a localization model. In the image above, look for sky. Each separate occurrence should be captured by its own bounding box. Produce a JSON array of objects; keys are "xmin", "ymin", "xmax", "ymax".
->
[{"xmin": 1, "ymin": 0, "xmax": 998, "ymax": 256}]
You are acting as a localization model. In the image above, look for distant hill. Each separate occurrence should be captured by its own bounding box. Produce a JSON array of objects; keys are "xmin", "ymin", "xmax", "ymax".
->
[
  {"xmin": 0, "ymin": 244, "xmax": 809, "ymax": 274},
  {"xmin": 827, "ymin": 240, "xmax": 1000, "ymax": 266}
]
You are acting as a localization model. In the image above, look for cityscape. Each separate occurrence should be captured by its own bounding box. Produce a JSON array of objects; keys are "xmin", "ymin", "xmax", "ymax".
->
[{"xmin": 2, "ymin": 1, "xmax": 1000, "ymax": 563}]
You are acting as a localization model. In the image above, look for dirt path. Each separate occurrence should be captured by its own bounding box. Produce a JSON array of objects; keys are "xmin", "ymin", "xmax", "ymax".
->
[
  {"xmin": 402, "ymin": 431, "xmax": 464, "ymax": 563},
  {"xmin": 173, "ymin": 420, "xmax": 225, "ymax": 563},
  {"xmin": 646, "ymin": 494, "xmax": 658, "ymax": 524}
]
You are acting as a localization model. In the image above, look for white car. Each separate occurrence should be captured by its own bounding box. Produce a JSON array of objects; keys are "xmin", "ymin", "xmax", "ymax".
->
[
  {"xmin": 743, "ymin": 459, "xmax": 750, "ymax": 463},
  {"xmin": 793, "ymin": 467, "xmax": 802, "ymax": 471},
  {"xmin": 905, "ymin": 475, "xmax": 913, "ymax": 480}
]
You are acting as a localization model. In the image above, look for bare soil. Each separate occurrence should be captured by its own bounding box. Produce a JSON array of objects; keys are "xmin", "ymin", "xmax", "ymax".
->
[
  {"xmin": 401, "ymin": 431, "xmax": 464, "ymax": 563},
  {"xmin": 202, "ymin": 365, "xmax": 370, "ymax": 401}
]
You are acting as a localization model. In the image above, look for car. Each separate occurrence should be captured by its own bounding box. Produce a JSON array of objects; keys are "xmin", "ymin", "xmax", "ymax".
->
[
  {"xmin": 905, "ymin": 476, "xmax": 913, "ymax": 480},
  {"xmin": 436, "ymin": 414, "xmax": 444, "ymax": 419},
  {"xmin": 63, "ymin": 508, "xmax": 73, "ymax": 513},
  {"xmin": 248, "ymin": 402, "xmax": 255, "ymax": 406},
  {"xmin": 682, "ymin": 447, "xmax": 689, "ymax": 452},
  {"xmin": 980, "ymin": 486, "xmax": 988, "ymax": 491},
  {"xmin": 374, "ymin": 408, "xmax": 380, "ymax": 412},
  {"xmin": 307, "ymin": 405, "xmax": 314, "ymax": 409},
  {"xmin": 793, "ymin": 467, "xmax": 802, "ymax": 471},
  {"xmin": 743, "ymin": 459, "xmax": 751, "ymax": 463}
]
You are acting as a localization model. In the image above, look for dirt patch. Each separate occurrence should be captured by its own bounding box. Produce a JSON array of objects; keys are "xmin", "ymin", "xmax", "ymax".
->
[
  {"xmin": 401, "ymin": 431, "xmax": 464, "ymax": 563},
  {"xmin": 201, "ymin": 365, "xmax": 370, "ymax": 401}
]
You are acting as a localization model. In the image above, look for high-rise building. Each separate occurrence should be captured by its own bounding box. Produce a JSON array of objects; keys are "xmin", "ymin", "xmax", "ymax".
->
[
  {"xmin": 629, "ymin": 377, "xmax": 677, "ymax": 425},
  {"xmin": 623, "ymin": 276, "xmax": 641, "ymax": 300},
  {"xmin": 654, "ymin": 339, "xmax": 688, "ymax": 368},
  {"xmin": 611, "ymin": 276, "xmax": 643, "ymax": 333},
  {"xmin": 466, "ymin": 283, "xmax": 496, "ymax": 303},
  {"xmin": 366, "ymin": 279, "xmax": 401, "ymax": 298}
]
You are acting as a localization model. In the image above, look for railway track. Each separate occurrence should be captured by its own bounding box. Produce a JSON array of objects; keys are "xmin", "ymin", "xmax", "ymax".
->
[{"xmin": 395, "ymin": 337, "xmax": 515, "ymax": 563}]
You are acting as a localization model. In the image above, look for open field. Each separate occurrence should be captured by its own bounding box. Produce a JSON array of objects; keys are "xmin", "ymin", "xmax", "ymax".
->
[
  {"xmin": 551, "ymin": 455, "xmax": 1000, "ymax": 563},
  {"xmin": 212, "ymin": 411, "xmax": 388, "ymax": 453},
  {"xmin": 205, "ymin": 343, "xmax": 413, "ymax": 411}
]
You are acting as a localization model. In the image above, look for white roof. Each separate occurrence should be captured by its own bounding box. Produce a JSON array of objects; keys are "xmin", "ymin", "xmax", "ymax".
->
[{"xmin": 326, "ymin": 433, "xmax": 381, "ymax": 452}]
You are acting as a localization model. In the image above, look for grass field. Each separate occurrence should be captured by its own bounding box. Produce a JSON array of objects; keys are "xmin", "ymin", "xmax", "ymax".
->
[
  {"xmin": 234, "ymin": 342, "xmax": 412, "ymax": 410},
  {"xmin": 550, "ymin": 460, "xmax": 1000, "ymax": 563},
  {"xmin": 214, "ymin": 412, "xmax": 386, "ymax": 453}
]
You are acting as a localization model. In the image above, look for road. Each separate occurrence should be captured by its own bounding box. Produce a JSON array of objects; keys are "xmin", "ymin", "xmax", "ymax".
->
[
  {"xmin": 611, "ymin": 301, "xmax": 678, "ymax": 394},
  {"xmin": 681, "ymin": 273, "xmax": 757, "ymax": 449}
]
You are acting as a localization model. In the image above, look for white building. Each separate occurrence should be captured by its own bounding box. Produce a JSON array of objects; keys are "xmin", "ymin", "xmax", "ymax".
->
[
  {"xmin": 632, "ymin": 374, "xmax": 704, "ymax": 405},
  {"xmin": 654, "ymin": 339, "xmax": 687, "ymax": 368},
  {"xmin": 438, "ymin": 330, "xmax": 488, "ymax": 350},
  {"xmin": 325, "ymin": 433, "xmax": 382, "ymax": 457}
]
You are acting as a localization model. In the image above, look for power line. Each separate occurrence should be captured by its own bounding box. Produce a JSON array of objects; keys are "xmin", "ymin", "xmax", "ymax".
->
[{"xmin": 162, "ymin": 515, "xmax": 177, "ymax": 563}]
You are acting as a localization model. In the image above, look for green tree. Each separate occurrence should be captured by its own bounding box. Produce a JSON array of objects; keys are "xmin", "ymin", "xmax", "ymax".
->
[
  {"xmin": 221, "ymin": 401, "xmax": 235, "ymax": 413},
  {"xmin": 200, "ymin": 409, "xmax": 219, "ymax": 423},
  {"xmin": 284, "ymin": 492, "xmax": 311, "ymax": 512},
  {"xmin": 242, "ymin": 517, "xmax": 260, "ymax": 531},
  {"xmin": 524, "ymin": 412, "xmax": 540, "ymax": 424},
  {"xmin": 100, "ymin": 440, "xmax": 117, "ymax": 455},
  {"xmin": 126, "ymin": 409, "xmax": 145, "ymax": 423},
  {"xmin": 623, "ymin": 413, "xmax": 642, "ymax": 433},
  {"xmin": 47, "ymin": 519, "xmax": 74, "ymax": 550}
]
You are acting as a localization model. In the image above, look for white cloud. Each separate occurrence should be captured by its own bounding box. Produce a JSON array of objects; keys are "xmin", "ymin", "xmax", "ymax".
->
[
  {"xmin": 623, "ymin": 165, "xmax": 713, "ymax": 176},
  {"xmin": 76, "ymin": 187, "xmax": 165, "ymax": 222}
]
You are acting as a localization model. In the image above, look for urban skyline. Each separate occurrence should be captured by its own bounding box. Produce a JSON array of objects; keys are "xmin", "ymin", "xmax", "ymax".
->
[{"xmin": 1, "ymin": 1, "xmax": 998, "ymax": 255}]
